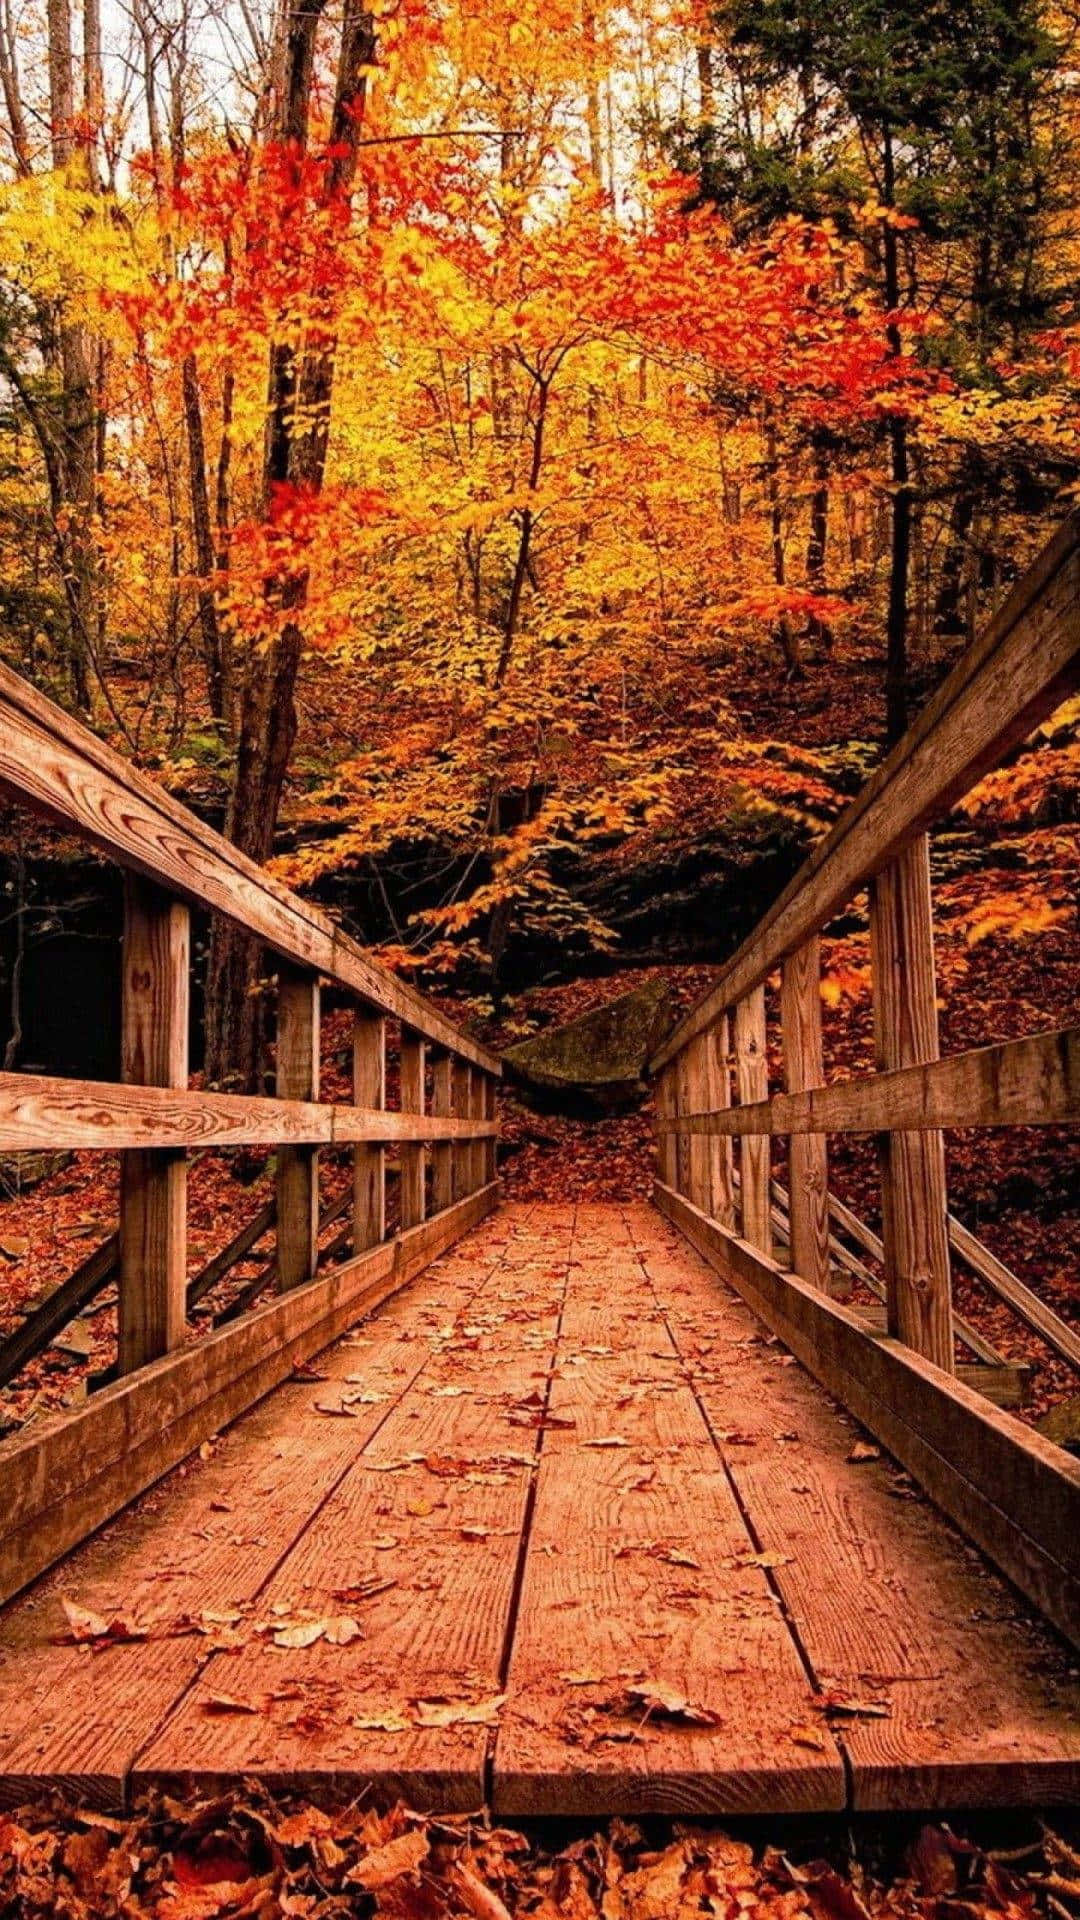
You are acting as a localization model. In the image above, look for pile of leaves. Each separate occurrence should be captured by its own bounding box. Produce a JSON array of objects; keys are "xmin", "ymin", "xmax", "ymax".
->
[{"xmin": 2, "ymin": 1794, "xmax": 1080, "ymax": 1920}]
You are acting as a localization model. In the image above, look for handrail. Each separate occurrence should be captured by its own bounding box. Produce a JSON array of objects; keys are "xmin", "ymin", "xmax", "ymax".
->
[
  {"xmin": 651, "ymin": 509, "xmax": 1080, "ymax": 1074},
  {"xmin": 0, "ymin": 659, "xmax": 499, "ymax": 1074},
  {"xmin": 648, "ymin": 511, "xmax": 1080, "ymax": 1648},
  {"xmin": 0, "ymin": 663, "xmax": 504, "ymax": 1605}
]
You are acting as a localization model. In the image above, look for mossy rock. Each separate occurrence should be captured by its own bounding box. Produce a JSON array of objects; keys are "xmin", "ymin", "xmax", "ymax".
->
[{"xmin": 503, "ymin": 978, "xmax": 673, "ymax": 1114}]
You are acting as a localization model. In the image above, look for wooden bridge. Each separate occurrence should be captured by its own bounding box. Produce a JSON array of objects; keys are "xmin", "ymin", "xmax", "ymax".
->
[{"xmin": 0, "ymin": 516, "xmax": 1076, "ymax": 1815}]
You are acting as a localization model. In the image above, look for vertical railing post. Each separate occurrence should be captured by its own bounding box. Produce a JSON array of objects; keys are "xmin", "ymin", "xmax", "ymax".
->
[
  {"xmin": 704, "ymin": 1015, "xmax": 735, "ymax": 1228},
  {"xmin": 469, "ymin": 1067, "xmax": 485, "ymax": 1192},
  {"xmin": 276, "ymin": 965, "xmax": 320, "ymax": 1290},
  {"xmin": 674, "ymin": 1044, "xmax": 692, "ymax": 1197},
  {"xmin": 352, "ymin": 1006, "xmax": 385, "ymax": 1251},
  {"xmin": 483, "ymin": 1072, "xmax": 497, "ymax": 1186},
  {"xmin": 118, "ymin": 876, "xmax": 189, "ymax": 1373},
  {"xmin": 451, "ymin": 1058, "xmax": 471, "ymax": 1200},
  {"xmin": 869, "ymin": 833, "xmax": 953, "ymax": 1370},
  {"xmin": 431, "ymin": 1051, "xmax": 454, "ymax": 1213},
  {"xmin": 734, "ymin": 986, "xmax": 771, "ymax": 1254},
  {"xmin": 780, "ymin": 936, "xmax": 830, "ymax": 1291},
  {"xmin": 399, "ymin": 1026, "xmax": 426, "ymax": 1228},
  {"xmin": 656, "ymin": 1062, "xmax": 678, "ymax": 1190}
]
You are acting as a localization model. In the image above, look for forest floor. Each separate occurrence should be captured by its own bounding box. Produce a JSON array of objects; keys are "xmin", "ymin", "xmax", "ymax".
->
[{"xmin": 3, "ymin": 1773, "xmax": 1080, "ymax": 1919}]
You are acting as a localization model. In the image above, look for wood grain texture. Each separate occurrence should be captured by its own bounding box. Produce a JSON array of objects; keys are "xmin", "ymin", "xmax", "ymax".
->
[
  {"xmin": 430, "ymin": 1052, "xmax": 454, "ymax": 1213},
  {"xmin": 136, "ymin": 1205, "xmax": 569, "ymax": 1810},
  {"xmin": 652, "ymin": 511, "xmax": 1080, "ymax": 1072},
  {"xmin": 869, "ymin": 836, "xmax": 952, "ymax": 1369},
  {"xmin": 780, "ymin": 938, "xmax": 830, "ymax": 1293},
  {"xmin": 0, "ymin": 1221, "xmax": 511, "ymax": 1806},
  {"xmin": 399, "ymin": 1030, "xmax": 426, "ymax": 1229},
  {"xmin": 0, "ymin": 1184, "xmax": 499, "ymax": 1607},
  {"xmin": 494, "ymin": 1205, "xmax": 846, "ymax": 1816},
  {"xmin": 353, "ymin": 1009, "xmax": 386, "ymax": 1253},
  {"xmin": 637, "ymin": 1202, "xmax": 1080, "ymax": 1809},
  {"xmin": 118, "ymin": 878, "xmax": 190, "ymax": 1373},
  {"xmin": 656, "ymin": 1181, "xmax": 1080, "ymax": 1648},
  {"xmin": 0, "ymin": 1071, "xmax": 495, "ymax": 1151},
  {"xmin": 452, "ymin": 1058, "xmax": 471, "ymax": 1202},
  {"xmin": 655, "ymin": 1064, "xmax": 678, "ymax": 1190},
  {"xmin": 276, "ymin": 967, "xmax": 320, "ymax": 1293},
  {"xmin": 0, "ymin": 662, "xmax": 500, "ymax": 1073},
  {"xmin": 656, "ymin": 1024, "xmax": 1080, "ymax": 1137},
  {"xmin": 733, "ymin": 989, "xmax": 771, "ymax": 1254}
]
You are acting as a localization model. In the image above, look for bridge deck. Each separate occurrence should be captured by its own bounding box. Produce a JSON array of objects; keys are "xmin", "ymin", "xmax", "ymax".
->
[{"xmin": 0, "ymin": 1202, "xmax": 1076, "ymax": 1816}]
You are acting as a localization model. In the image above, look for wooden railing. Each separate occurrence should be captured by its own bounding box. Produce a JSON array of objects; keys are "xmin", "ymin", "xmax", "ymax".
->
[
  {"xmin": 651, "ymin": 510, "xmax": 1080, "ymax": 1646},
  {"xmin": 0, "ymin": 662, "xmax": 501, "ymax": 1603}
]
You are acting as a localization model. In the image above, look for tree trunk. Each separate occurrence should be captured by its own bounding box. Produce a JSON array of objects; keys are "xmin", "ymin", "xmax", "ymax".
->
[
  {"xmin": 203, "ymin": 0, "xmax": 375, "ymax": 1091},
  {"xmin": 764, "ymin": 403, "xmax": 801, "ymax": 675},
  {"xmin": 882, "ymin": 124, "xmax": 910, "ymax": 744},
  {"xmin": 805, "ymin": 428, "xmax": 831, "ymax": 648}
]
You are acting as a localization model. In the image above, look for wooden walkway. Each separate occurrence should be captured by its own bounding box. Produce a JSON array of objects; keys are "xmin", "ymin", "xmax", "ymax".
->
[{"xmin": 0, "ymin": 1201, "xmax": 1076, "ymax": 1817}]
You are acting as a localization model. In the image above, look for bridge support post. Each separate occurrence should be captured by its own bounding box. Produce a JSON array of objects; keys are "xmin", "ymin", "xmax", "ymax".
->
[
  {"xmin": 451, "ymin": 1058, "xmax": 471, "ymax": 1200},
  {"xmin": 483, "ymin": 1073, "xmax": 497, "ymax": 1186},
  {"xmin": 431, "ymin": 1052, "xmax": 454, "ymax": 1213},
  {"xmin": 734, "ymin": 987, "xmax": 771, "ymax": 1255},
  {"xmin": 353, "ymin": 1007, "xmax": 385, "ymax": 1249},
  {"xmin": 400, "ymin": 1028, "xmax": 426, "ymax": 1227},
  {"xmin": 118, "ymin": 877, "xmax": 189, "ymax": 1373},
  {"xmin": 780, "ymin": 937, "xmax": 831, "ymax": 1292},
  {"xmin": 655, "ymin": 1065, "xmax": 678, "ymax": 1190},
  {"xmin": 276, "ymin": 966, "xmax": 320, "ymax": 1290},
  {"xmin": 869, "ymin": 834, "xmax": 953, "ymax": 1371}
]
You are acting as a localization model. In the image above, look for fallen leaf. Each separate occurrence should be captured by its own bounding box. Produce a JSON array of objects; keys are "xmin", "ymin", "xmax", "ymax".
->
[
  {"xmin": 847, "ymin": 1441, "xmax": 881, "ymax": 1464},
  {"xmin": 413, "ymin": 1693, "xmax": 505, "ymax": 1727},
  {"xmin": 626, "ymin": 1682, "xmax": 719, "ymax": 1726},
  {"xmin": 202, "ymin": 1693, "xmax": 259, "ymax": 1716},
  {"xmin": 347, "ymin": 1830, "xmax": 429, "ymax": 1890}
]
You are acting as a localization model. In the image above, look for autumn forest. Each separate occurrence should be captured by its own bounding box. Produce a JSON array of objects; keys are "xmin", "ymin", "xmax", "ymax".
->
[{"xmin": 0, "ymin": 0, "xmax": 1076, "ymax": 1885}]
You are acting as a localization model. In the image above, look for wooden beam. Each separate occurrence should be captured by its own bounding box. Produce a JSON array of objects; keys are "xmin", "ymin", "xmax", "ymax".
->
[
  {"xmin": 451, "ymin": 1057, "xmax": 471, "ymax": 1201},
  {"xmin": 118, "ymin": 878, "xmax": 189, "ymax": 1374},
  {"xmin": 733, "ymin": 988, "xmax": 770, "ymax": 1254},
  {"xmin": 651, "ymin": 510, "xmax": 1080, "ymax": 1073},
  {"xmin": 399, "ymin": 1029, "xmax": 425, "ymax": 1229},
  {"xmin": 655, "ymin": 1181, "xmax": 1080, "ymax": 1649},
  {"xmin": 275, "ymin": 967, "xmax": 320, "ymax": 1292},
  {"xmin": 780, "ymin": 936, "xmax": 830, "ymax": 1293},
  {"xmin": 655, "ymin": 1063, "xmax": 678, "ymax": 1191},
  {"xmin": 869, "ymin": 835, "xmax": 952, "ymax": 1370},
  {"xmin": 430, "ymin": 1052, "xmax": 454, "ymax": 1213},
  {"xmin": 469, "ymin": 1068, "xmax": 487, "ymax": 1194},
  {"xmin": 352, "ymin": 1009, "xmax": 385, "ymax": 1251},
  {"xmin": 0, "ymin": 1071, "xmax": 497, "ymax": 1151},
  {"xmin": 656, "ymin": 1024, "xmax": 1080, "ymax": 1137},
  {"xmin": 705, "ymin": 1015, "xmax": 735, "ymax": 1229},
  {"xmin": 0, "ymin": 662, "xmax": 500, "ymax": 1074},
  {"xmin": 483, "ymin": 1070, "xmax": 498, "ymax": 1187},
  {"xmin": 0, "ymin": 1183, "xmax": 500, "ymax": 1608}
]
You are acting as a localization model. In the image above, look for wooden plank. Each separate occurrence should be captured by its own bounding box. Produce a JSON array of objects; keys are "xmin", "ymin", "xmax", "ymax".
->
[
  {"xmin": 399, "ymin": 1030, "xmax": 426, "ymax": 1229},
  {"xmin": 0, "ymin": 1219, "xmax": 512, "ymax": 1807},
  {"xmin": 483, "ymin": 1071, "xmax": 498, "ymax": 1187},
  {"xmin": 494, "ymin": 1204, "xmax": 846, "ymax": 1815},
  {"xmin": 655, "ymin": 1063, "xmax": 678, "ymax": 1190},
  {"xmin": 0, "ymin": 662, "xmax": 500, "ymax": 1073},
  {"xmin": 655, "ymin": 1182, "xmax": 1080, "ymax": 1648},
  {"xmin": 0, "ymin": 1071, "xmax": 496, "ymax": 1152},
  {"xmin": 451, "ymin": 1058, "xmax": 471, "ymax": 1202},
  {"xmin": 118, "ymin": 878, "xmax": 190, "ymax": 1374},
  {"xmin": 353, "ymin": 1009, "xmax": 386, "ymax": 1250},
  {"xmin": 0, "ymin": 1183, "xmax": 499, "ymax": 1607},
  {"xmin": 469, "ymin": 1069, "xmax": 487, "ymax": 1195},
  {"xmin": 684, "ymin": 1034, "xmax": 710, "ymax": 1212},
  {"xmin": 704, "ymin": 1014, "xmax": 735, "ymax": 1227},
  {"xmin": 276, "ymin": 967, "xmax": 320, "ymax": 1293},
  {"xmin": 733, "ymin": 989, "xmax": 770, "ymax": 1254},
  {"xmin": 136, "ymin": 1207, "xmax": 570, "ymax": 1810},
  {"xmin": 780, "ymin": 937, "xmax": 830, "ymax": 1293},
  {"xmin": 652, "ymin": 510, "xmax": 1080, "ymax": 1073},
  {"xmin": 869, "ymin": 835, "xmax": 952, "ymax": 1369},
  {"xmin": 656, "ymin": 1024, "xmax": 1080, "ymax": 1137},
  {"xmin": 430, "ymin": 1053, "xmax": 454, "ymax": 1213},
  {"xmin": 638, "ymin": 1203, "xmax": 1080, "ymax": 1810}
]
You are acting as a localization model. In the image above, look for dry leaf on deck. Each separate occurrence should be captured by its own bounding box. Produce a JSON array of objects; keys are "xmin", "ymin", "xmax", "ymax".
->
[{"xmin": 626, "ymin": 1682, "xmax": 719, "ymax": 1726}]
